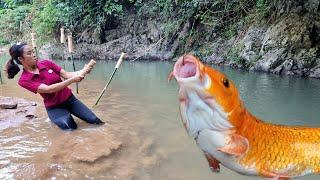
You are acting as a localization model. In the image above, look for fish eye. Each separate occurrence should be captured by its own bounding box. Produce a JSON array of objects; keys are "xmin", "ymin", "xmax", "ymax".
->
[{"xmin": 222, "ymin": 79, "xmax": 229, "ymax": 88}]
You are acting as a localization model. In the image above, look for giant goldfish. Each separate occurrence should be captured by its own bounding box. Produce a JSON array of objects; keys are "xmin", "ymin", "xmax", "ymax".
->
[{"xmin": 169, "ymin": 54, "xmax": 320, "ymax": 178}]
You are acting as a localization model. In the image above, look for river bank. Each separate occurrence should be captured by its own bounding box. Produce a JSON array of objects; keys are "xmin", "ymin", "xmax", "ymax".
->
[{"xmin": 39, "ymin": 1, "xmax": 320, "ymax": 79}]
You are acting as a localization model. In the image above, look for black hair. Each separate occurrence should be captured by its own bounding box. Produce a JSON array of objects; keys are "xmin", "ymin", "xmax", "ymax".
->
[{"xmin": 5, "ymin": 43, "xmax": 27, "ymax": 79}]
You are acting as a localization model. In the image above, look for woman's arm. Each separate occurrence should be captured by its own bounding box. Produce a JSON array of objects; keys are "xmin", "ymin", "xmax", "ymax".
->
[
  {"xmin": 37, "ymin": 75, "xmax": 83, "ymax": 94},
  {"xmin": 60, "ymin": 69, "xmax": 79, "ymax": 79},
  {"xmin": 60, "ymin": 60, "xmax": 96, "ymax": 79}
]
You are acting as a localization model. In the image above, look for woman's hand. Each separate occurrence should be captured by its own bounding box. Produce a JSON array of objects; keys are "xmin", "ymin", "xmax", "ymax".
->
[
  {"xmin": 71, "ymin": 74, "xmax": 84, "ymax": 83},
  {"xmin": 60, "ymin": 60, "xmax": 96, "ymax": 79}
]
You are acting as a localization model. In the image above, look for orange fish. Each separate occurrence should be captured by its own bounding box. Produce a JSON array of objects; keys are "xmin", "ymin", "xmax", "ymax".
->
[{"xmin": 169, "ymin": 54, "xmax": 320, "ymax": 178}]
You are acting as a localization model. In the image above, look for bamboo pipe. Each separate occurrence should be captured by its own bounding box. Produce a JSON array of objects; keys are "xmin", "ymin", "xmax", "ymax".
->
[
  {"xmin": 60, "ymin": 27, "xmax": 66, "ymax": 69},
  {"xmin": 60, "ymin": 27, "xmax": 65, "ymax": 44},
  {"xmin": 79, "ymin": 59, "xmax": 96, "ymax": 77},
  {"xmin": 0, "ymin": 66, "xmax": 3, "ymax": 84},
  {"xmin": 67, "ymin": 32, "xmax": 79, "ymax": 93},
  {"xmin": 94, "ymin": 52, "xmax": 126, "ymax": 106},
  {"xmin": 31, "ymin": 32, "xmax": 38, "ymax": 58},
  {"xmin": 67, "ymin": 33, "xmax": 74, "ymax": 53}
]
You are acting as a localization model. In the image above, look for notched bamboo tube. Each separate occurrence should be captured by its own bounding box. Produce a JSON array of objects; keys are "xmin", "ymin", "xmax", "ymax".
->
[
  {"xmin": 31, "ymin": 32, "xmax": 36, "ymax": 48},
  {"xmin": 60, "ymin": 27, "xmax": 65, "ymax": 44},
  {"xmin": 79, "ymin": 59, "xmax": 96, "ymax": 77},
  {"xmin": 115, "ymin": 52, "xmax": 125, "ymax": 69},
  {"xmin": 67, "ymin": 33, "xmax": 74, "ymax": 53}
]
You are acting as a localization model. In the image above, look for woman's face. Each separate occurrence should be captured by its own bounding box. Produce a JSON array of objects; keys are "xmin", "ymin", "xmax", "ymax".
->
[{"xmin": 21, "ymin": 45, "xmax": 37, "ymax": 66}]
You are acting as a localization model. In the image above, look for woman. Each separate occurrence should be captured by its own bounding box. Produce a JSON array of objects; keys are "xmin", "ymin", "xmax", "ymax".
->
[{"xmin": 5, "ymin": 42, "xmax": 104, "ymax": 130}]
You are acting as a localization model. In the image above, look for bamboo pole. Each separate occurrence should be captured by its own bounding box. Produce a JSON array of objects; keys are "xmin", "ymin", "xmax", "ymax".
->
[
  {"xmin": 60, "ymin": 27, "xmax": 66, "ymax": 69},
  {"xmin": 31, "ymin": 32, "xmax": 38, "ymax": 58},
  {"xmin": 67, "ymin": 32, "xmax": 79, "ymax": 94},
  {"xmin": 94, "ymin": 52, "xmax": 126, "ymax": 106},
  {"xmin": 0, "ymin": 66, "xmax": 3, "ymax": 84},
  {"xmin": 79, "ymin": 59, "xmax": 96, "ymax": 77}
]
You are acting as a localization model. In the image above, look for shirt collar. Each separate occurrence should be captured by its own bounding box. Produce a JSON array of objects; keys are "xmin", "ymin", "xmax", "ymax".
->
[
  {"xmin": 21, "ymin": 61, "xmax": 45, "ymax": 80},
  {"xmin": 21, "ymin": 69, "xmax": 36, "ymax": 80},
  {"xmin": 37, "ymin": 60, "xmax": 47, "ymax": 70}
]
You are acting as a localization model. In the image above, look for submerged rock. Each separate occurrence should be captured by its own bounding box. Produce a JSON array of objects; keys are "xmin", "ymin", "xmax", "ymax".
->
[
  {"xmin": 0, "ymin": 101, "xmax": 17, "ymax": 109},
  {"xmin": 0, "ymin": 96, "xmax": 37, "ymax": 130}
]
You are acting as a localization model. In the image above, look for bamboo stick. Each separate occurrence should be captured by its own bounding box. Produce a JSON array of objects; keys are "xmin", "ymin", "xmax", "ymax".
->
[
  {"xmin": 31, "ymin": 32, "xmax": 38, "ymax": 58},
  {"xmin": 79, "ymin": 59, "xmax": 96, "ymax": 77},
  {"xmin": 94, "ymin": 53, "xmax": 126, "ymax": 106},
  {"xmin": 0, "ymin": 66, "xmax": 3, "ymax": 84},
  {"xmin": 67, "ymin": 32, "xmax": 78, "ymax": 93},
  {"xmin": 60, "ymin": 27, "xmax": 66, "ymax": 69}
]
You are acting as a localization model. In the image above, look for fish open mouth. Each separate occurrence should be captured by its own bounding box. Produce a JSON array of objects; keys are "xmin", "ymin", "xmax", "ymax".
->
[{"xmin": 174, "ymin": 55, "xmax": 199, "ymax": 80}]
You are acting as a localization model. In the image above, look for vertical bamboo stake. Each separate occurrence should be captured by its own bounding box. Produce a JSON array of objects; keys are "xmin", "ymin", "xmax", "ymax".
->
[
  {"xmin": 60, "ymin": 27, "xmax": 66, "ymax": 69},
  {"xmin": 94, "ymin": 52, "xmax": 126, "ymax": 106},
  {"xmin": 0, "ymin": 66, "xmax": 3, "ymax": 84},
  {"xmin": 19, "ymin": 21, "xmax": 23, "ymax": 32},
  {"xmin": 67, "ymin": 32, "xmax": 79, "ymax": 94},
  {"xmin": 31, "ymin": 32, "xmax": 38, "ymax": 58}
]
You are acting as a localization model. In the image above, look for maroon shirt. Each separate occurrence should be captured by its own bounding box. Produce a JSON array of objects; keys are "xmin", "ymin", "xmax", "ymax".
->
[{"xmin": 18, "ymin": 60, "xmax": 72, "ymax": 108}]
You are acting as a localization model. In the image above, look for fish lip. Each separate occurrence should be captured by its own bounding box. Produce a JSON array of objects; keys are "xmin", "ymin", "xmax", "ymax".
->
[{"xmin": 173, "ymin": 54, "xmax": 200, "ymax": 82}]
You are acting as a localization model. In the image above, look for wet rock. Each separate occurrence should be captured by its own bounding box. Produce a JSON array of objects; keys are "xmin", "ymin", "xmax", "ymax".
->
[
  {"xmin": 71, "ymin": 132, "xmax": 122, "ymax": 163},
  {"xmin": 253, "ymin": 48, "xmax": 286, "ymax": 72},
  {"xmin": 205, "ymin": 53, "xmax": 225, "ymax": 64},
  {"xmin": 0, "ymin": 96, "xmax": 37, "ymax": 129},
  {"xmin": 0, "ymin": 102, "xmax": 17, "ymax": 109},
  {"xmin": 309, "ymin": 67, "xmax": 320, "ymax": 78},
  {"xmin": 239, "ymin": 27, "xmax": 266, "ymax": 64}
]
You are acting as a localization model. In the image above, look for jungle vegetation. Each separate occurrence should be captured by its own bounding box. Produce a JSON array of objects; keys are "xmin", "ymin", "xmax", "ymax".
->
[{"xmin": 0, "ymin": 0, "xmax": 279, "ymax": 45}]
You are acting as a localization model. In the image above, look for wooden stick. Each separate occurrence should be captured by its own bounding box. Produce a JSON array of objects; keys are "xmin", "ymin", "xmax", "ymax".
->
[
  {"xmin": 79, "ymin": 59, "xmax": 96, "ymax": 77},
  {"xmin": 94, "ymin": 53, "xmax": 126, "ymax": 106},
  {"xmin": 31, "ymin": 32, "xmax": 38, "ymax": 58},
  {"xmin": 67, "ymin": 33, "xmax": 74, "ymax": 53},
  {"xmin": 31, "ymin": 32, "xmax": 36, "ymax": 48},
  {"xmin": 67, "ymin": 32, "xmax": 78, "ymax": 93},
  {"xmin": 0, "ymin": 66, "xmax": 3, "ymax": 84},
  {"xmin": 60, "ymin": 27, "xmax": 65, "ymax": 44},
  {"xmin": 60, "ymin": 27, "xmax": 66, "ymax": 69}
]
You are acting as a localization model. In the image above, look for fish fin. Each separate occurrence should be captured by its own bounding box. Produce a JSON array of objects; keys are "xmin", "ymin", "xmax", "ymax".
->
[
  {"xmin": 204, "ymin": 152, "xmax": 220, "ymax": 173},
  {"xmin": 217, "ymin": 134, "xmax": 248, "ymax": 156},
  {"xmin": 260, "ymin": 169, "xmax": 291, "ymax": 179},
  {"xmin": 167, "ymin": 72, "xmax": 174, "ymax": 83}
]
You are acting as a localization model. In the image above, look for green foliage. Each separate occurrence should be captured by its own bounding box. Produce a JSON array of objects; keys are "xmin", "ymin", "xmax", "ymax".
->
[
  {"xmin": 193, "ymin": 45, "xmax": 214, "ymax": 59},
  {"xmin": 30, "ymin": 0, "xmax": 127, "ymax": 43},
  {"xmin": 0, "ymin": 0, "xmax": 31, "ymax": 8},
  {"xmin": 0, "ymin": 4, "xmax": 30, "ymax": 42},
  {"xmin": 103, "ymin": 1, "xmax": 123, "ymax": 15},
  {"xmin": 226, "ymin": 44, "xmax": 244, "ymax": 63},
  {"xmin": 0, "ymin": 0, "xmax": 283, "ymax": 47},
  {"xmin": 256, "ymin": 0, "xmax": 274, "ymax": 18},
  {"xmin": 32, "ymin": 1, "xmax": 59, "ymax": 41},
  {"xmin": 222, "ymin": 25, "xmax": 237, "ymax": 39},
  {"xmin": 163, "ymin": 21, "xmax": 179, "ymax": 38}
]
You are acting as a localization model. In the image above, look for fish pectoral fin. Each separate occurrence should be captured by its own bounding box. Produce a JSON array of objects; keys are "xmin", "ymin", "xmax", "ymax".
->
[
  {"xmin": 217, "ymin": 134, "xmax": 248, "ymax": 156},
  {"xmin": 167, "ymin": 72, "xmax": 174, "ymax": 83},
  {"xmin": 204, "ymin": 152, "xmax": 220, "ymax": 173}
]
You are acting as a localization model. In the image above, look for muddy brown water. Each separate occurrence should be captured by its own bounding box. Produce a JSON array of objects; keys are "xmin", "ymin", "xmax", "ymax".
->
[{"xmin": 0, "ymin": 59, "xmax": 319, "ymax": 179}]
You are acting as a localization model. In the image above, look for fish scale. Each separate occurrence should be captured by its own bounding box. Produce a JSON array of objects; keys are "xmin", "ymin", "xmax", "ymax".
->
[{"xmin": 238, "ymin": 116, "xmax": 320, "ymax": 176}]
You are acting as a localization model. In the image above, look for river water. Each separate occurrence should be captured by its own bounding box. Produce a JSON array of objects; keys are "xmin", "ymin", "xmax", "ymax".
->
[{"xmin": 0, "ymin": 57, "xmax": 319, "ymax": 179}]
